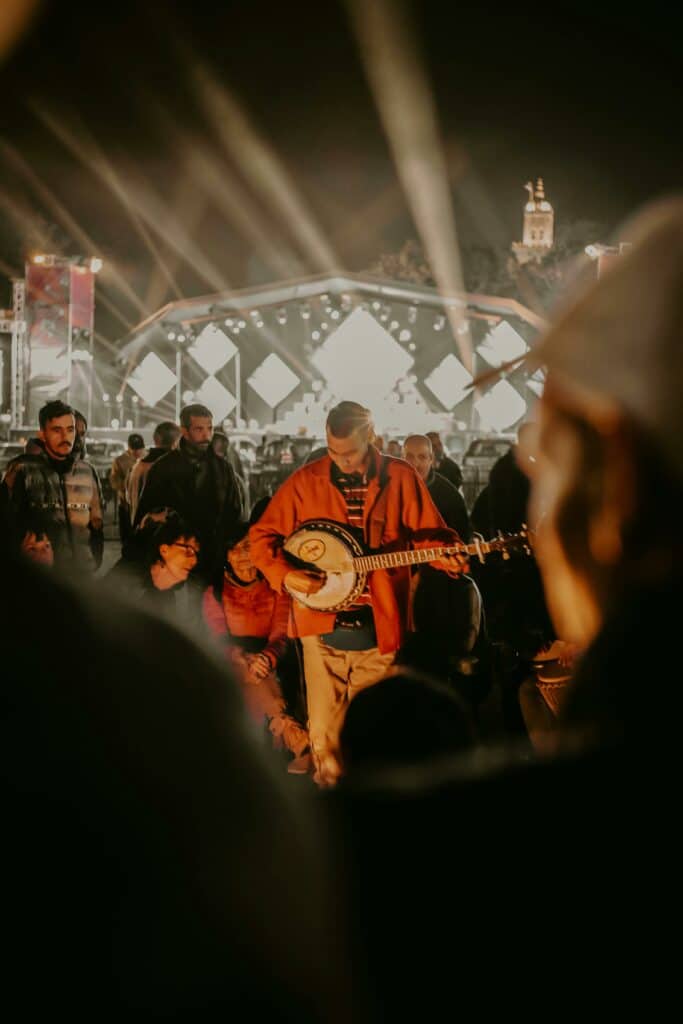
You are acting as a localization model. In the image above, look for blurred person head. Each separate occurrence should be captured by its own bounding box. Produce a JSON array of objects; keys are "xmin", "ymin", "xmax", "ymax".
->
[
  {"xmin": 153, "ymin": 420, "xmax": 180, "ymax": 450},
  {"xmin": 211, "ymin": 430, "xmax": 229, "ymax": 459},
  {"xmin": 518, "ymin": 198, "xmax": 683, "ymax": 649},
  {"xmin": 425, "ymin": 431, "xmax": 444, "ymax": 459},
  {"xmin": 38, "ymin": 400, "xmax": 75, "ymax": 460},
  {"xmin": 402, "ymin": 434, "xmax": 433, "ymax": 481},
  {"xmin": 72, "ymin": 410, "xmax": 87, "ymax": 459},
  {"xmin": 339, "ymin": 669, "xmax": 474, "ymax": 779},
  {"xmin": 386, "ymin": 439, "xmax": 403, "ymax": 458},
  {"xmin": 226, "ymin": 497, "xmax": 270, "ymax": 584},
  {"xmin": 127, "ymin": 432, "xmax": 145, "ymax": 458},
  {"xmin": 137, "ymin": 509, "xmax": 200, "ymax": 590},
  {"xmin": 180, "ymin": 404, "xmax": 213, "ymax": 449},
  {"xmin": 326, "ymin": 401, "xmax": 374, "ymax": 474}
]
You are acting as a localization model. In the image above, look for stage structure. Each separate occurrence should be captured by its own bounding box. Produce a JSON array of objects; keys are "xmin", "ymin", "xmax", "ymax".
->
[
  {"xmin": 4, "ymin": 254, "xmax": 103, "ymax": 428},
  {"xmin": 116, "ymin": 273, "xmax": 545, "ymax": 440}
]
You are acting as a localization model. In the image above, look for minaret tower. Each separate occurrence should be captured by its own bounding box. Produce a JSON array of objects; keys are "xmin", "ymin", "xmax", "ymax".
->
[{"xmin": 512, "ymin": 178, "xmax": 554, "ymax": 264}]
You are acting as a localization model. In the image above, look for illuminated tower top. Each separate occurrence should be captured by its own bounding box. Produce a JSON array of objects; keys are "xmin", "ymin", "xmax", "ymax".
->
[{"xmin": 513, "ymin": 177, "xmax": 554, "ymax": 264}]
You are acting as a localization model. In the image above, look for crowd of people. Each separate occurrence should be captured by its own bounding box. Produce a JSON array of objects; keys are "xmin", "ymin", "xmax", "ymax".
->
[{"xmin": 2, "ymin": 195, "xmax": 676, "ymax": 1015}]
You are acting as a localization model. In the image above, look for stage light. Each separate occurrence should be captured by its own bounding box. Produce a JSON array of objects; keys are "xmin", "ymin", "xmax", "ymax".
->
[
  {"xmin": 131, "ymin": 395, "xmax": 139, "ymax": 405},
  {"xmin": 224, "ymin": 317, "xmax": 234, "ymax": 327},
  {"xmin": 330, "ymin": 309, "xmax": 340, "ymax": 320},
  {"xmin": 189, "ymin": 323, "xmax": 237, "ymax": 375},
  {"xmin": 311, "ymin": 307, "xmax": 413, "ymax": 408},
  {"xmin": 474, "ymin": 379, "xmax": 527, "ymax": 431},
  {"xmin": 312, "ymin": 379, "xmax": 323, "ymax": 392},
  {"xmin": 408, "ymin": 342, "xmax": 416, "ymax": 351},
  {"xmin": 340, "ymin": 293, "xmax": 353, "ymax": 311},
  {"xmin": 372, "ymin": 301, "xmax": 381, "ymax": 311},
  {"xmin": 433, "ymin": 314, "xmax": 446, "ymax": 331},
  {"xmin": 116, "ymin": 394, "xmax": 123, "ymax": 404},
  {"xmin": 195, "ymin": 375, "xmax": 236, "ymax": 420},
  {"xmin": 399, "ymin": 329, "xmax": 412, "ymax": 343},
  {"xmin": 407, "ymin": 305, "xmax": 418, "ymax": 324},
  {"xmin": 238, "ymin": 319, "xmax": 247, "ymax": 329},
  {"xmin": 424, "ymin": 354, "xmax": 473, "ymax": 410},
  {"xmin": 102, "ymin": 393, "xmax": 109, "ymax": 402},
  {"xmin": 320, "ymin": 322, "xmax": 328, "ymax": 331},
  {"xmin": 111, "ymin": 418, "xmax": 120, "ymax": 429},
  {"xmin": 167, "ymin": 331, "xmax": 176, "ymax": 341},
  {"xmin": 311, "ymin": 330, "xmax": 321, "ymax": 341},
  {"xmin": 248, "ymin": 353, "xmax": 300, "ymax": 408},
  {"xmin": 380, "ymin": 304, "xmax": 391, "ymax": 322},
  {"xmin": 177, "ymin": 333, "xmax": 186, "ymax": 343},
  {"xmin": 277, "ymin": 307, "xmax": 287, "ymax": 325},
  {"xmin": 300, "ymin": 303, "xmax": 311, "ymax": 319},
  {"xmin": 33, "ymin": 254, "xmax": 47, "ymax": 264},
  {"xmin": 182, "ymin": 390, "xmax": 195, "ymax": 403},
  {"xmin": 127, "ymin": 352, "xmax": 178, "ymax": 406},
  {"xmin": 477, "ymin": 322, "xmax": 528, "ymax": 368},
  {"xmin": 389, "ymin": 320, "xmax": 399, "ymax": 332},
  {"xmin": 89, "ymin": 257, "xmax": 103, "ymax": 273}
]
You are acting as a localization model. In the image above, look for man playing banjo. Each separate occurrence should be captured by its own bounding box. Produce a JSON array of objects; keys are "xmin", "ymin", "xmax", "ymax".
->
[{"xmin": 249, "ymin": 400, "xmax": 468, "ymax": 786}]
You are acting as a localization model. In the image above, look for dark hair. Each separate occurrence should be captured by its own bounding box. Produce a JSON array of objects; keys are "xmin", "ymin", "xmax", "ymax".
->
[
  {"xmin": 153, "ymin": 421, "xmax": 181, "ymax": 448},
  {"xmin": 180, "ymin": 404, "xmax": 212, "ymax": 429},
  {"xmin": 338, "ymin": 669, "xmax": 474, "ymax": 778},
  {"xmin": 127, "ymin": 433, "xmax": 145, "ymax": 450},
  {"xmin": 135, "ymin": 509, "xmax": 198, "ymax": 569},
  {"xmin": 326, "ymin": 401, "xmax": 372, "ymax": 439},
  {"xmin": 39, "ymin": 400, "xmax": 74, "ymax": 429},
  {"xmin": 74, "ymin": 410, "xmax": 87, "ymax": 430}
]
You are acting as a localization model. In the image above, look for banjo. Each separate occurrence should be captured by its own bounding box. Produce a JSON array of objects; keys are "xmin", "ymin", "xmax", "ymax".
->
[{"xmin": 283, "ymin": 518, "xmax": 532, "ymax": 612}]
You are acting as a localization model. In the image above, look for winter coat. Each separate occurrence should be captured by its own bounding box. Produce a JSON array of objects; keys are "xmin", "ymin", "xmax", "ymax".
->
[
  {"xmin": 110, "ymin": 451, "xmax": 138, "ymax": 504},
  {"xmin": 249, "ymin": 448, "xmax": 447, "ymax": 654},
  {"xmin": 126, "ymin": 447, "xmax": 167, "ymax": 524},
  {"xmin": 427, "ymin": 470, "xmax": 471, "ymax": 540},
  {"xmin": 1, "ymin": 440, "xmax": 103, "ymax": 571},
  {"xmin": 135, "ymin": 438, "xmax": 244, "ymax": 580}
]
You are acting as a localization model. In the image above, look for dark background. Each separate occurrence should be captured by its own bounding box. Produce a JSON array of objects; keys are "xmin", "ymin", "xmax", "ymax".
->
[{"xmin": 1, "ymin": 0, "xmax": 681, "ymax": 345}]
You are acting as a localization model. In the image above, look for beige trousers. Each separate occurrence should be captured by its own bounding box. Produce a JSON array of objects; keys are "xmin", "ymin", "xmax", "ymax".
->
[{"xmin": 301, "ymin": 635, "xmax": 395, "ymax": 785}]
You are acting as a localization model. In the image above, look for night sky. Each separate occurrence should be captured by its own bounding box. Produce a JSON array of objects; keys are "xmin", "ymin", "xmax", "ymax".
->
[{"xmin": 1, "ymin": 0, "xmax": 681, "ymax": 347}]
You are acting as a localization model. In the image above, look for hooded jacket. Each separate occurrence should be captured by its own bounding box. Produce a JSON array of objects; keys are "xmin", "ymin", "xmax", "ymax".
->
[
  {"xmin": 126, "ymin": 447, "xmax": 168, "ymax": 524},
  {"xmin": 1, "ymin": 439, "xmax": 104, "ymax": 571}
]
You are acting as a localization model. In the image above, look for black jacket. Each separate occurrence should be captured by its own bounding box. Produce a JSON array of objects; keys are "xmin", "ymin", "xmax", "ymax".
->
[
  {"xmin": 434, "ymin": 454, "xmax": 463, "ymax": 490},
  {"xmin": 135, "ymin": 438, "xmax": 244, "ymax": 579},
  {"xmin": 426, "ymin": 470, "xmax": 470, "ymax": 540}
]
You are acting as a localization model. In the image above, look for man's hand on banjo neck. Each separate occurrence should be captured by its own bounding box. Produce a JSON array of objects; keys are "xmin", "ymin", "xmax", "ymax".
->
[{"xmin": 284, "ymin": 568, "xmax": 327, "ymax": 595}]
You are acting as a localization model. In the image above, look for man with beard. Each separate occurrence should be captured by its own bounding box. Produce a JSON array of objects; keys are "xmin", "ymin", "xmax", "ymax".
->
[
  {"xmin": 0, "ymin": 399, "xmax": 103, "ymax": 574},
  {"xmin": 135, "ymin": 404, "xmax": 244, "ymax": 587}
]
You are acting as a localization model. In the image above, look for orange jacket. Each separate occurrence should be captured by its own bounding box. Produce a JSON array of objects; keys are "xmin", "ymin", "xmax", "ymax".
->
[{"xmin": 249, "ymin": 448, "xmax": 447, "ymax": 654}]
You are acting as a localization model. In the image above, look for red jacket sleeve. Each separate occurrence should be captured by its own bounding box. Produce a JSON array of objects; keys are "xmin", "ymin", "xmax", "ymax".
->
[
  {"xmin": 202, "ymin": 586, "xmax": 229, "ymax": 639},
  {"xmin": 248, "ymin": 475, "xmax": 300, "ymax": 594}
]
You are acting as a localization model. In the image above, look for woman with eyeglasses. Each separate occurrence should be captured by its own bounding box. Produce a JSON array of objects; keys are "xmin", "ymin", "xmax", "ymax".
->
[{"xmin": 106, "ymin": 507, "xmax": 200, "ymax": 616}]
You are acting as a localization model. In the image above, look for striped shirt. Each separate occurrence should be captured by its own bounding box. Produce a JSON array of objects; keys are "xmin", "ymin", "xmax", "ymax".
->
[{"xmin": 330, "ymin": 460, "xmax": 376, "ymax": 608}]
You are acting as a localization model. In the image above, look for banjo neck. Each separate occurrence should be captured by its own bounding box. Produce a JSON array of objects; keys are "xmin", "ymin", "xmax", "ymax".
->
[{"xmin": 351, "ymin": 533, "xmax": 529, "ymax": 572}]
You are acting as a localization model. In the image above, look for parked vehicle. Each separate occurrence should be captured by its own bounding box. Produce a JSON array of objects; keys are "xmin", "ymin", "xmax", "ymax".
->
[
  {"xmin": 461, "ymin": 437, "xmax": 512, "ymax": 509},
  {"xmin": 250, "ymin": 435, "xmax": 324, "ymax": 502}
]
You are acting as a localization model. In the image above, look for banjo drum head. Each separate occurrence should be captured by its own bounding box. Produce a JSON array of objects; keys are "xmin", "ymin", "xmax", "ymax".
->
[{"xmin": 283, "ymin": 519, "xmax": 367, "ymax": 611}]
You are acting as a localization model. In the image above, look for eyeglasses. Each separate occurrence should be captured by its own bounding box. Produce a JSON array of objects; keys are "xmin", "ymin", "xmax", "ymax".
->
[{"xmin": 173, "ymin": 542, "xmax": 200, "ymax": 557}]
